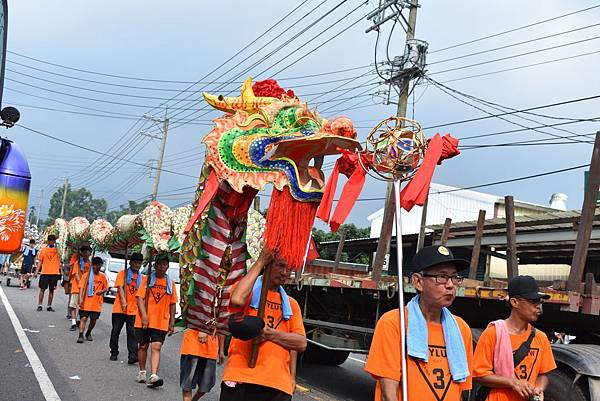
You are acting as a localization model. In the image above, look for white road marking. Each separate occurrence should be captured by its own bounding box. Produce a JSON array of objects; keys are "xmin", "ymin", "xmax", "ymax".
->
[
  {"xmin": 348, "ymin": 356, "xmax": 366, "ymax": 364},
  {"xmin": 0, "ymin": 286, "xmax": 62, "ymax": 401}
]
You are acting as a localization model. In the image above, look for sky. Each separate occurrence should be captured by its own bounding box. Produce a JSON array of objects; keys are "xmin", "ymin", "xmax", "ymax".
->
[{"xmin": 5, "ymin": 0, "xmax": 600, "ymax": 230}]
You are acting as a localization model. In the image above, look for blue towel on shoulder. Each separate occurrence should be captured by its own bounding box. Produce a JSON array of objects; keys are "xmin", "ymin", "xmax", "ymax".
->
[
  {"xmin": 149, "ymin": 272, "xmax": 172, "ymax": 295},
  {"xmin": 250, "ymin": 275, "xmax": 292, "ymax": 321},
  {"xmin": 79, "ymin": 256, "xmax": 87, "ymax": 272},
  {"xmin": 407, "ymin": 295, "xmax": 469, "ymax": 383},
  {"xmin": 87, "ymin": 269, "xmax": 95, "ymax": 297},
  {"xmin": 126, "ymin": 268, "xmax": 142, "ymax": 289}
]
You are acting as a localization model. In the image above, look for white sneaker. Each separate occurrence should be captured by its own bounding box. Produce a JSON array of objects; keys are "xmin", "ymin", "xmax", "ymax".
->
[
  {"xmin": 135, "ymin": 370, "xmax": 147, "ymax": 383},
  {"xmin": 146, "ymin": 374, "xmax": 164, "ymax": 388}
]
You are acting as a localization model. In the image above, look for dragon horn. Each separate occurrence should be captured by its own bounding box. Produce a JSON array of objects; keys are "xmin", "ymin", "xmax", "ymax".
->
[{"xmin": 202, "ymin": 76, "xmax": 277, "ymax": 113}]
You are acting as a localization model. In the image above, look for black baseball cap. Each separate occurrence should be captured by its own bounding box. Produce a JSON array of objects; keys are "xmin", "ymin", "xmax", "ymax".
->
[
  {"xmin": 508, "ymin": 275, "xmax": 550, "ymax": 300},
  {"xmin": 410, "ymin": 245, "xmax": 469, "ymax": 274}
]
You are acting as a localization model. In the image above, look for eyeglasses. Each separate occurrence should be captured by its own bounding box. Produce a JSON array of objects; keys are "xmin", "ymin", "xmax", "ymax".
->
[
  {"xmin": 516, "ymin": 297, "xmax": 544, "ymax": 306},
  {"xmin": 419, "ymin": 272, "xmax": 464, "ymax": 285}
]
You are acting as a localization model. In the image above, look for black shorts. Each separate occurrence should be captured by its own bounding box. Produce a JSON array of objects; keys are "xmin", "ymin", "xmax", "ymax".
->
[
  {"xmin": 38, "ymin": 274, "xmax": 61, "ymax": 290},
  {"xmin": 219, "ymin": 382, "xmax": 291, "ymax": 401},
  {"xmin": 135, "ymin": 328, "xmax": 167, "ymax": 345},
  {"xmin": 79, "ymin": 310, "xmax": 100, "ymax": 320},
  {"xmin": 21, "ymin": 264, "xmax": 33, "ymax": 274}
]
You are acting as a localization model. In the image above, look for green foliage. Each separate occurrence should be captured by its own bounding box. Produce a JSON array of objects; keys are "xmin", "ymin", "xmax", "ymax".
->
[
  {"xmin": 311, "ymin": 223, "xmax": 370, "ymax": 263},
  {"xmin": 46, "ymin": 184, "xmax": 107, "ymax": 224},
  {"xmin": 106, "ymin": 200, "xmax": 149, "ymax": 224}
]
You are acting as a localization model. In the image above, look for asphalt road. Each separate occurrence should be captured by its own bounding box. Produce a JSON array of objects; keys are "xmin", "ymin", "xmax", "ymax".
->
[{"xmin": 0, "ymin": 279, "xmax": 376, "ymax": 401}]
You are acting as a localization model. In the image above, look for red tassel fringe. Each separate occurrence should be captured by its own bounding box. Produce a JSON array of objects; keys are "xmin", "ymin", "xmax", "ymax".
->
[{"xmin": 264, "ymin": 187, "xmax": 318, "ymax": 270}]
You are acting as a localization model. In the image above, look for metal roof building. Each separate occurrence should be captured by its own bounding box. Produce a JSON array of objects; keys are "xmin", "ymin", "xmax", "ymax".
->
[{"xmin": 367, "ymin": 182, "xmax": 561, "ymax": 238}]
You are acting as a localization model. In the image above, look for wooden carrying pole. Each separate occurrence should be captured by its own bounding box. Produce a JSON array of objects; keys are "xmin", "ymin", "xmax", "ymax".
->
[
  {"xmin": 249, "ymin": 263, "xmax": 272, "ymax": 368},
  {"xmin": 469, "ymin": 210, "xmax": 486, "ymax": 279},
  {"xmin": 505, "ymin": 196, "xmax": 519, "ymax": 279},
  {"xmin": 333, "ymin": 229, "xmax": 347, "ymax": 273},
  {"xmin": 440, "ymin": 218, "xmax": 452, "ymax": 246},
  {"xmin": 567, "ymin": 132, "xmax": 600, "ymax": 291}
]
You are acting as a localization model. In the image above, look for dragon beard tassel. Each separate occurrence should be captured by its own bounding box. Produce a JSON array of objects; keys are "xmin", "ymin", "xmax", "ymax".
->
[{"xmin": 264, "ymin": 187, "xmax": 319, "ymax": 270}]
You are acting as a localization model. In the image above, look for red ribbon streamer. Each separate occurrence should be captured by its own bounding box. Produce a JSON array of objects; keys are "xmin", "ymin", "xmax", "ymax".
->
[
  {"xmin": 316, "ymin": 150, "xmax": 372, "ymax": 232},
  {"xmin": 184, "ymin": 170, "xmax": 220, "ymax": 234},
  {"xmin": 400, "ymin": 133, "xmax": 460, "ymax": 211}
]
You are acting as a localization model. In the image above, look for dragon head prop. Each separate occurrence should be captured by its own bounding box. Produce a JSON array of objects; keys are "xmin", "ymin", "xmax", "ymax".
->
[
  {"xmin": 180, "ymin": 77, "xmax": 361, "ymax": 336},
  {"xmin": 201, "ymin": 77, "xmax": 361, "ymax": 201}
]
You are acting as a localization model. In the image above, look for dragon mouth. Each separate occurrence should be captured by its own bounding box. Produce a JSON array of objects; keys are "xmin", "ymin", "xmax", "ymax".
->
[{"xmin": 267, "ymin": 134, "xmax": 362, "ymax": 191}]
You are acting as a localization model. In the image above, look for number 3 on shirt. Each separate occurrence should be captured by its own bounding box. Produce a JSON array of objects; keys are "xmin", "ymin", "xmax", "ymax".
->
[
  {"xmin": 432, "ymin": 368, "xmax": 445, "ymax": 389},
  {"xmin": 266, "ymin": 315, "xmax": 275, "ymax": 328},
  {"xmin": 519, "ymin": 364, "xmax": 527, "ymax": 380}
]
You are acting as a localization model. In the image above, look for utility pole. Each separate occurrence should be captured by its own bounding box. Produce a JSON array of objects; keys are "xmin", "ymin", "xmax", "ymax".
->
[
  {"xmin": 60, "ymin": 179, "xmax": 68, "ymax": 218},
  {"xmin": 143, "ymin": 109, "xmax": 170, "ymax": 202},
  {"xmin": 370, "ymin": 0, "xmax": 424, "ymax": 280},
  {"xmin": 567, "ymin": 131, "xmax": 600, "ymax": 291},
  {"xmin": 151, "ymin": 117, "xmax": 169, "ymax": 201},
  {"xmin": 35, "ymin": 189, "xmax": 44, "ymax": 227}
]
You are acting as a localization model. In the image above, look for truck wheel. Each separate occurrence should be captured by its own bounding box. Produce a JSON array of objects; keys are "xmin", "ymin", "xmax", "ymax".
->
[
  {"xmin": 303, "ymin": 343, "xmax": 350, "ymax": 366},
  {"xmin": 544, "ymin": 369, "xmax": 588, "ymax": 401}
]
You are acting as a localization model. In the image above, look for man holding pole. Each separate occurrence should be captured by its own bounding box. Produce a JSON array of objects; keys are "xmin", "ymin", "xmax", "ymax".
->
[
  {"xmin": 68, "ymin": 244, "xmax": 92, "ymax": 330},
  {"xmin": 220, "ymin": 249, "xmax": 306, "ymax": 401},
  {"xmin": 365, "ymin": 245, "xmax": 473, "ymax": 401},
  {"xmin": 109, "ymin": 252, "xmax": 143, "ymax": 364},
  {"xmin": 135, "ymin": 253, "xmax": 177, "ymax": 388}
]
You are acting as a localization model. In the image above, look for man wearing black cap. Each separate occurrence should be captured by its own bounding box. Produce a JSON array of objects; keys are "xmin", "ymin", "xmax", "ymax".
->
[
  {"xmin": 473, "ymin": 275, "xmax": 556, "ymax": 401},
  {"xmin": 109, "ymin": 252, "xmax": 143, "ymax": 363},
  {"xmin": 365, "ymin": 245, "xmax": 473, "ymax": 401}
]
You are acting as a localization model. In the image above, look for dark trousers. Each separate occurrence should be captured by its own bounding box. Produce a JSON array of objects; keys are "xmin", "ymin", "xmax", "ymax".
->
[
  {"xmin": 220, "ymin": 382, "xmax": 291, "ymax": 401},
  {"xmin": 109, "ymin": 313, "xmax": 137, "ymax": 360}
]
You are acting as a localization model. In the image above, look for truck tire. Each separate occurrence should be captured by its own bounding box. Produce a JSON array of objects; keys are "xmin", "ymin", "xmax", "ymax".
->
[
  {"xmin": 544, "ymin": 369, "xmax": 588, "ymax": 401},
  {"xmin": 303, "ymin": 342, "xmax": 350, "ymax": 366}
]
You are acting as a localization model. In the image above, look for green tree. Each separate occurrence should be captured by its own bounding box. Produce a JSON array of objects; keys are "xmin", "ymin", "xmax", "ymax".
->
[
  {"xmin": 106, "ymin": 200, "xmax": 149, "ymax": 224},
  {"xmin": 46, "ymin": 184, "xmax": 107, "ymax": 224},
  {"xmin": 312, "ymin": 223, "xmax": 371, "ymax": 263}
]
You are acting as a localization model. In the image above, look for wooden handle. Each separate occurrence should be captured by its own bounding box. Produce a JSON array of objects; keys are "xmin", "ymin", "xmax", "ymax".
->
[{"xmin": 249, "ymin": 263, "xmax": 272, "ymax": 368}]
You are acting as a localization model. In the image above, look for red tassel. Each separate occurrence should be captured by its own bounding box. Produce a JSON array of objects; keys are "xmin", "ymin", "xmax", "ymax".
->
[{"xmin": 265, "ymin": 187, "xmax": 319, "ymax": 270}]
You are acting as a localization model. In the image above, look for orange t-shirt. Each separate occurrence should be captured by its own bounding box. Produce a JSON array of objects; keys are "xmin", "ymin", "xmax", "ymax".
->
[
  {"xmin": 180, "ymin": 328, "xmax": 219, "ymax": 360},
  {"xmin": 38, "ymin": 247, "xmax": 60, "ymax": 275},
  {"xmin": 79, "ymin": 271, "xmax": 108, "ymax": 313},
  {"xmin": 112, "ymin": 269, "xmax": 140, "ymax": 316},
  {"xmin": 222, "ymin": 290, "xmax": 305, "ymax": 395},
  {"xmin": 472, "ymin": 324, "xmax": 556, "ymax": 401},
  {"xmin": 135, "ymin": 276, "xmax": 178, "ymax": 331},
  {"xmin": 69, "ymin": 256, "xmax": 90, "ymax": 294},
  {"xmin": 365, "ymin": 308, "xmax": 473, "ymax": 401}
]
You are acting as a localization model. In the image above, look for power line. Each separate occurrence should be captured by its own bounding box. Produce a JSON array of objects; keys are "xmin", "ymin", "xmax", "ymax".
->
[
  {"xmin": 425, "ymin": 76, "xmax": 594, "ymax": 143},
  {"xmin": 429, "ymin": 22, "xmax": 600, "ymax": 65},
  {"xmin": 429, "ymin": 34, "xmax": 600, "ymax": 76},
  {"xmin": 159, "ymin": 0, "xmax": 356, "ymax": 129},
  {"xmin": 429, "ymin": 4, "xmax": 600, "ymax": 54},
  {"xmin": 434, "ymin": 49, "xmax": 600, "ymax": 84},
  {"xmin": 423, "ymin": 94, "xmax": 600, "ymax": 130},
  {"xmin": 16, "ymin": 123, "xmax": 197, "ymax": 178}
]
